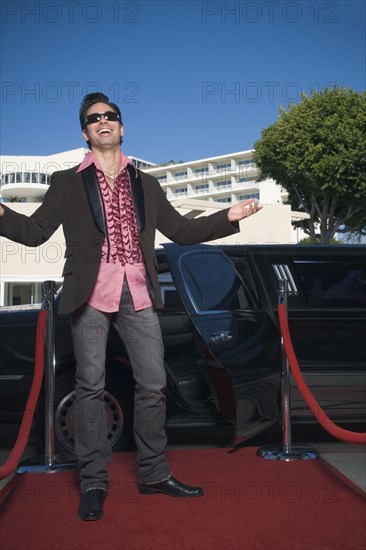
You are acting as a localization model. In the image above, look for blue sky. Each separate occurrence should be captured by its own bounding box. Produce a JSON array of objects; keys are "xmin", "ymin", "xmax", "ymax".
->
[{"xmin": 1, "ymin": 0, "xmax": 365, "ymax": 163}]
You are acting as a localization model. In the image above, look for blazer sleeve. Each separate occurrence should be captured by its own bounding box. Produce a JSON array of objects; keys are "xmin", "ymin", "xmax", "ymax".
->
[
  {"xmin": 0, "ymin": 173, "xmax": 63, "ymax": 246},
  {"xmin": 153, "ymin": 177, "xmax": 239, "ymax": 245}
]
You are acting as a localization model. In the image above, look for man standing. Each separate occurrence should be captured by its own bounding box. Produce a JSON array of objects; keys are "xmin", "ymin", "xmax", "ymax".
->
[{"xmin": 0, "ymin": 93, "xmax": 262, "ymax": 521}]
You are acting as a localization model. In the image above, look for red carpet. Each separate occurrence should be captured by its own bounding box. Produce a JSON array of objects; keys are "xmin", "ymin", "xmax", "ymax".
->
[{"xmin": 1, "ymin": 448, "xmax": 365, "ymax": 550}]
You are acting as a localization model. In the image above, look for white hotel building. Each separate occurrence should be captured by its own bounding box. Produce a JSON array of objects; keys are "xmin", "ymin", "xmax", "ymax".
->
[
  {"xmin": 147, "ymin": 150, "xmax": 281, "ymax": 205},
  {"xmin": 0, "ymin": 148, "xmax": 307, "ymax": 306}
]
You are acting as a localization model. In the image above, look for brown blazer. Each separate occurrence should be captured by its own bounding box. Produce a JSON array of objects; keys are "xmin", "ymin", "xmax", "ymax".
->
[{"xmin": 0, "ymin": 164, "xmax": 239, "ymax": 315}]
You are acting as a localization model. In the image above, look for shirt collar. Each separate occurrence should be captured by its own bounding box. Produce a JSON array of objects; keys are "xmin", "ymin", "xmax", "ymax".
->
[{"xmin": 76, "ymin": 150, "xmax": 137, "ymax": 176}]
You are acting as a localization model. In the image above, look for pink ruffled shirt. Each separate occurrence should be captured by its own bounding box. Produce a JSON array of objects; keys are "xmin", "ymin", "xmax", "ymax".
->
[{"xmin": 76, "ymin": 151, "xmax": 153, "ymax": 313}]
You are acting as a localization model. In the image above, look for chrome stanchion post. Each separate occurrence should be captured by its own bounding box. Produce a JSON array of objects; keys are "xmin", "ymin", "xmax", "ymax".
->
[
  {"xmin": 16, "ymin": 281, "xmax": 77, "ymax": 474},
  {"xmin": 257, "ymin": 279, "xmax": 318, "ymax": 461},
  {"xmin": 279, "ymin": 279, "xmax": 291, "ymax": 454},
  {"xmin": 44, "ymin": 280, "xmax": 56, "ymax": 469}
]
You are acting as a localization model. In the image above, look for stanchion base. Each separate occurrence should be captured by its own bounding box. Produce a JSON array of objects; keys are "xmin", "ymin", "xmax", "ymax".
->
[
  {"xmin": 257, "ymin": 443, "xmax": 319, "ymax": 461},
  {"xmin": 16, "ymin": 454, "xmax": 77, "ymax": 474}
]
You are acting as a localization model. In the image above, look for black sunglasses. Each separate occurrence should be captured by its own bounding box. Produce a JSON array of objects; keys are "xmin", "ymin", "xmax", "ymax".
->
[{"xmin": 84, "ymin": 111, "xmax": 120, "ymax": 126}]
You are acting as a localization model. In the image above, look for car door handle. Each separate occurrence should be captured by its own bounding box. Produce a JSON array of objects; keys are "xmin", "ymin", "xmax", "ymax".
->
[{"xmin": 209, "ymin": 330, "xmax": 233, "ymax": 344}]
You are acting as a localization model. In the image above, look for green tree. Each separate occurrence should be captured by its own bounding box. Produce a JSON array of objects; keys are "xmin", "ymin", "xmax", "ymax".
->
[{"xmin": 253, "ymin": 87, "xmax": 366, "ymax": 243}]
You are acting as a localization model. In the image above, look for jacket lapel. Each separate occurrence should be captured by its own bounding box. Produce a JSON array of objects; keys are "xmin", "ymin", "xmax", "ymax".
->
[
  {"xmin": 81, "ymin": 165, "xmax": 106, "ymax": 235},
  {"xmin": 81, "ymin": 163, "xmax": 145, "ymax": 235},
  {"xmin": 128, "ymin": 164, "xmax": 145, "ymax": 232}
]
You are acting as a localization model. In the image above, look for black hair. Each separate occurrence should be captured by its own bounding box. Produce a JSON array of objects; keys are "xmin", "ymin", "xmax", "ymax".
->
[{"xmin": 79, "ymin": 92, "xmax": 123, "ymax": 149}]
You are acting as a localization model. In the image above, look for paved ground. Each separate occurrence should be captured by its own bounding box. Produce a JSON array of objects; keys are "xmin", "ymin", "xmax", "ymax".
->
[{"xmin": 311, "ymin": 441, "xmax": 365, "ymax": 492}]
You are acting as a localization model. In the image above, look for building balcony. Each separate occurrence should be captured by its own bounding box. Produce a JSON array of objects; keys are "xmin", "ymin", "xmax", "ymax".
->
[
  {"xmin": 194, "ymin": 188, "xmax": 210, "ymax": 195},
  {"xmin": 0, "ymin": 170, "xmax": 52, "ymax": 201},
  {"xmin": 215, "ymin": 183, "xmax": 232, "ymax": 191},
  {"xmin": 0, "ymin": 182, "xmax": 49, "ymax": 200}
]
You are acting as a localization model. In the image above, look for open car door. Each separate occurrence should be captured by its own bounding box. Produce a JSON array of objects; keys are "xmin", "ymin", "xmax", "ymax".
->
[{"xmin": 163, "ymin": 243, "xmax": 280, "ymax": 438}]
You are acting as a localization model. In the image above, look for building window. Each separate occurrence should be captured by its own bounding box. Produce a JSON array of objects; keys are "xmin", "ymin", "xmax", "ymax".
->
[
  {"xmin": 10, "ymin": 283, "xmax": 34, "ymax": 305},
  {"xmin": 133, "ymin": 159, "xmax": 153, "ymax": 169},
  {"xmin": 239, "ymin": 177, "xmax": 255, "ymax": 183},
  {"xmin": 216, "ymin": 162, "xmax": 231, "ymax": 173},
  {"xmin": 216, "ymin": 180, "xmax": 231, "ymax": 190},
  {"xmin": 175, "ymin": 171, "xmax": 187, "ymax": 181},
  {"xmin": 239, "ymin": 193, "xmax": 259, "ymax": 201},
  {"xmin": 195, "ymin": 183, "xmax": 209, "ymax": 194},
  {"xmin": 174, "ymin": 187, "xmax": 188, "ymax": 197},
  {"xmin": 1, "ymin": 172, "xmax": 51, "ymax": 186},
  {"xmin": 217, "ymin": 197, "xmax": 231, "ymax": 203},
  {"xmin": 157, "ymin": 175, "xmax": 167, "ymax": 183},
  {"xmin": 239, "ymin": 159, "xmax": 255, "ymax": 167},
  {"xmin": 194, "ymin": 167, "xmax": 209, "ymax": 177}
]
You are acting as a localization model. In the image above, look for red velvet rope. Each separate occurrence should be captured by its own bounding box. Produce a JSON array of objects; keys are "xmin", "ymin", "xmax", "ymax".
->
[
  {"xmin": 0, "ymin": 309, "xmax": 48, "ymax": 480},
  {"xmin": 278, "ymin": 303, "xmax": 366, "ymax": 446}
]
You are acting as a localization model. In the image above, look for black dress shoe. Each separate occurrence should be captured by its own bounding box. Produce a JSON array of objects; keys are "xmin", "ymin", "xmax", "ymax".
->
[
  {"xmin": 78, "ymin": 489, "xmax": 105, "ymax": 521},
  {"xmin": 138, "ymin": 476, "xmax": 203, "ymax": 497}
]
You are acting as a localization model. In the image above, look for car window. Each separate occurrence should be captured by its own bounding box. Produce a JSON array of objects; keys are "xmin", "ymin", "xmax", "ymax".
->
[
  {"xmin": 293, "ymin": 259, "xmax": 366, "ymax": 308},
  {"xmin": 158, "ymin": 272, "xmax": 185, "ymax": 311},
  {"xmin": 178, "ymin": 250, "xmax": 249, "ymax": 312},
  {"xmin": 229, "ymin": 255, "xmax": 261, "ymax": 307},
  {"xmin": 161, "ymin": 284, "xmax": 185, "ymax": 310}
]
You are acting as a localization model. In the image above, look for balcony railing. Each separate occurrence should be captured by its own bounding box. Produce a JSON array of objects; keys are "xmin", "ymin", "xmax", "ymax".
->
[{"xmin": 1, "ymin": 172, "xmax": 51, "ymax": 186}]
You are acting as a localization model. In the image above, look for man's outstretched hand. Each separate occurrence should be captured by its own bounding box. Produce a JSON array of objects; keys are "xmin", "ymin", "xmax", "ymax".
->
[
  {"xmin": 227, "ymin": 199, "xmax": 263, "ymax": 222},
  {"xmin": 0, "ymin": 200, "xmax": 262, "ymax": 222}
]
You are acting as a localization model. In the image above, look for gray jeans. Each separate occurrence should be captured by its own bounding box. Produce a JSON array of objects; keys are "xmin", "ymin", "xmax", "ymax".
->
[{"xmin": 70, "ymin": 280, "xmax": 170, "ymax": 493}]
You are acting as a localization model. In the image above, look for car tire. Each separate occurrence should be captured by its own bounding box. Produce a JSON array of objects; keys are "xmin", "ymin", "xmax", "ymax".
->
[{"xmin": 36, "ymin": 367, "xmax": 135, "ymax": 454}]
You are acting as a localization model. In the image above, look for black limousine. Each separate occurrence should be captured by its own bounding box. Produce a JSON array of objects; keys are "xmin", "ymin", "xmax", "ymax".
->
[{"xmin": 0, "ymin": 244, "xmax": 365, "ymax": 452}]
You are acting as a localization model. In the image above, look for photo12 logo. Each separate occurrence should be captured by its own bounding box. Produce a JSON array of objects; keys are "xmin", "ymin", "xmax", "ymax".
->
[
  {"xmin": 1, "ymin": 81, "xmax": 140, "ymax": 104},
  {"xmin": 201, "ymin": 480, "xmax": 340, "ymax": 504},
  {"xmin": 201, "ymin": 2, "xmax": 340, "ymax": 24},
  {"xmin": 1, "ymin": 1, "xmax": 140, "ymax": 24},
  {"xmin": 201, "ymin": 81, "xmax": 337, "ymax": 104}
]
